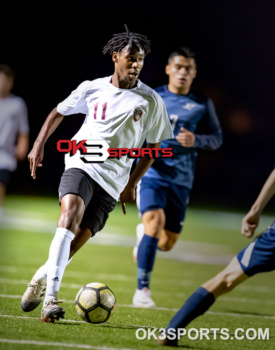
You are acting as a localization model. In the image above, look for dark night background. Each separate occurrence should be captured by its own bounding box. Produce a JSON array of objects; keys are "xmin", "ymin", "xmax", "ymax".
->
[{"xmin": 2, "ymin": 0, "xmax": 275, "ymax": 211}]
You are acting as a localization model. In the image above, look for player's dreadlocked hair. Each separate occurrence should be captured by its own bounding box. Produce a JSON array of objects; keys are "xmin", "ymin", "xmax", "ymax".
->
[{"xmin": 102, "ymin": 24, "xmax": 151, "ymax": 56}]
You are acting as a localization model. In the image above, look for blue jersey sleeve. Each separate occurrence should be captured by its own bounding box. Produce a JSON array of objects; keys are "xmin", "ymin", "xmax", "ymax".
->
[{"xmin": 193, "ymin": 98, "xmax": 223, "ymax": 150}]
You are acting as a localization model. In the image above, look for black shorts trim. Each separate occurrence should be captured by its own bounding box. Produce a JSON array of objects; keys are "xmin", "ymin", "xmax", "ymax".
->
[{"xmin": 0, "ymin": 169, "xmax": 12, "ymax": 187}]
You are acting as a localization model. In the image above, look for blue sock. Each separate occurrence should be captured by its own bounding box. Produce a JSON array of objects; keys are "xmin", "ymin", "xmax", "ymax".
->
[
  {"xmin": 167, "ymin": 287, "xmax": 215, "ymax": 330},
  {"xmin": 137, "ymin": 234, "xmax": 159, "ymax": 290}
]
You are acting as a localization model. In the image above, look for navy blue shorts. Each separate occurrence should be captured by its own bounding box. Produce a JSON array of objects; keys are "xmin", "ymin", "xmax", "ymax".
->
[
  {"xmin": 136, "ymin": 177, "xmax": 190, "ymax": 233},
  {"xmin": 237, "ymin": 221, "xmax": 275, "ymax": 276}
]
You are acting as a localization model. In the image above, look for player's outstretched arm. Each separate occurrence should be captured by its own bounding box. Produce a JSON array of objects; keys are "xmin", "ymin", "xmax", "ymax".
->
[
  {"xmin": 241, "ymin": 169, "xmax": 275, "ymax": 238},
  {"xmin": 28, "ymin": 107, "xmax": 64, "ymax": 179},
  {"xmin": 120, "ymin": 142, "xmax": 161, "ymax": 214}
]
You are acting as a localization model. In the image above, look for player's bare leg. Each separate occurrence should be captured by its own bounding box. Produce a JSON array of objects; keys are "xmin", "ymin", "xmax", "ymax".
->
[
  {"xmin": 22, "ymin": 194, "xmax": 86, "ymax": 321},
  {"xmin": 69, "ymin": 225, "xmax": 93, "ymax": 259},
  {"xmin": 158, "ymin": 229, "xmax": 180, "ymax": 251},
  {"xmin": 133, "ymin": 225, "xmax": 179, "ymax": 260},
  {"xmin": 202, "ymin": 256, "xmax": 248, "ymax": 297},
  {"xmin": 41, "ymin": 193, "xmax": 86, "ymax": 322},
  {"xmin": 133, "ymin": 209, "xmax": 165, "ymax": 307},
  {"xmin": 143, "ymin": 209, "xmax": 166, "ymax": 238},
  {"xmin": 57, "ymin": 194, "xmax": 85, "ymax": 232}
]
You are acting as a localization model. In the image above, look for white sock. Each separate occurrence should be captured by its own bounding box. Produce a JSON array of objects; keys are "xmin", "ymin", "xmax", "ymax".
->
[
  {"xmin": 0, "ymin": 207, "xmax": 2, "ymax": 222},
  {"xmin": 44, "ymin": 228, "xmax": 75, "ymax": 305},
  {"xmin": 33, "ymin": 261, "xmax": 49, "ymax": 283},
  {"xmin": 33, "ymin": 257, "xmax": 73, "ymax": 283}
]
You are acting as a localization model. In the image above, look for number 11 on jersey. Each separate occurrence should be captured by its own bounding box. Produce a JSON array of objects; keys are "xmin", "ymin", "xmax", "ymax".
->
[{"xmin": 94, "ymin": 102, "xmax": 107, "ymax": 120}]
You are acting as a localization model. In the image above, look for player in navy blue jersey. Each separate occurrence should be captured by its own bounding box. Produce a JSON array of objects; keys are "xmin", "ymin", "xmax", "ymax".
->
[
  {"xmin": 157, "ymin": 168, "xmax": 275, "ymax": 346},
  {"xmin": 132, "ymin": 47, "xmax": 223, "ymax": 307}
]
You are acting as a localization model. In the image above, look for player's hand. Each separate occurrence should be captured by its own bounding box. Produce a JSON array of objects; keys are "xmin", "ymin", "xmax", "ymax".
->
[
  {"xmin": 28, "ymin": 143, "xmax": 44, "ymax": 179},
  {"xmin": 120, "ymin": 184, "xmax": 136, "ymax": 215},
  {"xmin": 176, "ymin": 127, "xmax": 195, "ymax": 147},
  {"xmin": 241, "ymin": 210, "xmax": 260, "ymax": 238}
]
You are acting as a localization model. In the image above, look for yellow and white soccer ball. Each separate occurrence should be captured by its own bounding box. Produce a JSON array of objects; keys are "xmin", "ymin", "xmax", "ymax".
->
[{"xmin": 75, "ymin": 282, "xmax": 116, "ymax": 324}]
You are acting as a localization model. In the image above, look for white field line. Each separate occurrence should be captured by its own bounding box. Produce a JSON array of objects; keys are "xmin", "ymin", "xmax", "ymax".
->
[
  {"xmin": 0, "ymin": 214, "xmax": 235, "ymax": 265},
  {"xmin": 1, "ymin": 266, "xmax": 274, "ymax": 294},
  {"xmin": 0, "ymin": 338, "xmax": 133, "ymax": 350},
  {"xmin": 0, "ymin": 278, "xmax": 275, "ymax": 305},
  {"xmin": 0, "ymin": 278, "xmax": 185, "ymax": 298},
  {"xmin": 1, "ymin": 277, "xmax": 274, "ymax": 302},
  {"xmin": 2, "ymin": 294, "xmax": 275, "ymax": 317},
  {"xmin": 206, "ymin": 311, "xmax": 275, "ymax": 320},
  {"xmin": 0, "ymin": 265, "xmax": 193, "ymax": 285},
  {"xmin": 1, "ymin": 276, "xmax": 274, "ymax": 300},
  {"xmin": 4, "ymin": 207, "xmax": 274, "ymax": 265},
  {"xmin": 1, "ymin": 308, "xmax": 275, "ymax": 325},
  {"xmin": 2, "ymin": 207, "xmax": 274, "ymax": 231},
  {"xmin": 187, "ymin": 209, "xmax": 274, "ymax": 232},
  {"xmin": 0, "ymin": 314, "xmax": 149, "ymax": 329},
  {"xmin": 0, "ymin": 217, "xmax": 234, "ymax": 265}
]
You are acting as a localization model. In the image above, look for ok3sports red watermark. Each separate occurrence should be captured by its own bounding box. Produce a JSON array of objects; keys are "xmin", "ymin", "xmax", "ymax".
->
[{"xmin": 57, "ymin": 140, "xmax": 173, "ymax": 163}]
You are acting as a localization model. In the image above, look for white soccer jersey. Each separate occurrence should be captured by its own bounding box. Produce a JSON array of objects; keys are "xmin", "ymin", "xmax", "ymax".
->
[{"xmin": 57, "ymin": 76, "xmax": 173, "ymax": 201}]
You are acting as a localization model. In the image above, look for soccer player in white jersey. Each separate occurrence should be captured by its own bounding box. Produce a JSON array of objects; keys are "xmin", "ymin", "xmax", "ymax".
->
[{"xmin": 21, "ymin": 26, "xmax": 173, "ymax": 322}]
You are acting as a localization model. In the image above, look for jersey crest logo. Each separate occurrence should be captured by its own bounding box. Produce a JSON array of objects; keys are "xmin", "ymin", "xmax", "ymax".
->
[
  {"xmin": 182, "ymin": 103, "xmax": 197, "ymax": 111},
  {"xmin": 133, "ymin": 108, "xmax": 143, "ymax": 122}
]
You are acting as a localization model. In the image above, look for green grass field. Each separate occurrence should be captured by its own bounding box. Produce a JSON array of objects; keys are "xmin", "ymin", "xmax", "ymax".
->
[{"xmin": 0, "ymin": 196, "xmax": 275, "ymax": 350}]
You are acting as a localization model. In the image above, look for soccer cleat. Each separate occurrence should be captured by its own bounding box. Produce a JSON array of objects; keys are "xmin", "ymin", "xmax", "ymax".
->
[
  {"xmin": 133, "ymin": 223, "xmax": 144, "ymax": 262},
  {"xmin": 21, "ymin": 279, "xmax": 47, "ymax": 312},
  {"xmin": 41, "ymin": 299, "xmax": 65, "ymax": 323},
  {"xmin": 157, "ymin": 332, "xmax": 178, "ymax": 347},
  {"xmin": 132, "ymin": 288, "xmax": 156, "ymax": 308}
]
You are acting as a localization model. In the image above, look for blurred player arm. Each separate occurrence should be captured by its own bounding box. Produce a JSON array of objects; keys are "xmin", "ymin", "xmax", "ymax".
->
[
  {"xmin": 120, "ymin": 142, "xmax": 161, "ymax": 214},
  {"xmin": 28, "ymin": 107, "xmax": 64, "ymax": 179},
  {"xmin": 241, "ymin": 169, "xmax": 275, "ymax": 238},
  {"xmin": 192, "ymin": 99, "xmax": 223, "ymax": 150},
  {"xmin": 16, "ymin": 133, "xmax": 29, "ymax": 161},
  {"xmin": 16, "ymin": 98, "xmax": 30, "ymax": 161}
]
